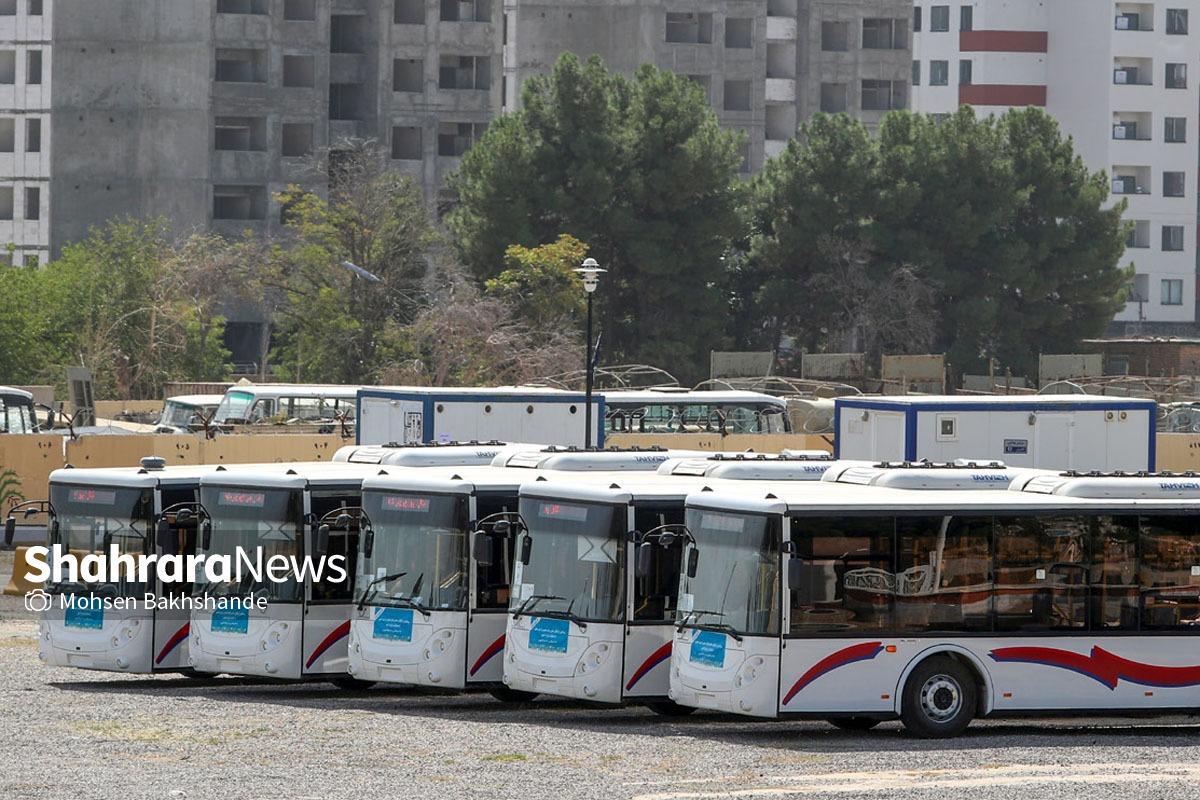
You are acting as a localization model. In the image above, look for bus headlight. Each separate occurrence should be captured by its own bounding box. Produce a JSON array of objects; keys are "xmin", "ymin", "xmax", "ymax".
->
[
  {"xmin": 576, "ymin": 642, "xmax": 612, "ymax": 675},
  {"xmin": 734, "ymin": 656, "xmax": 766, "ymax": 688},
  {"xmin": 422, "ymin": 629, "xmax": 454, "ymax": 661},
  {"xmin": 260, "ymin": 622, "xmax": 289, "ymax": 652},
  {"xmin": 111, "ymin": 621, "xmax": 141, "ymax": 648}
]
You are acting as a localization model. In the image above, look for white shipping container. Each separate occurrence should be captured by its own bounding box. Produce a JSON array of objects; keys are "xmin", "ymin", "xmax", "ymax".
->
[{"xmin": 833, "ymin": 395, "xmax": 1156, "ymax": 471}]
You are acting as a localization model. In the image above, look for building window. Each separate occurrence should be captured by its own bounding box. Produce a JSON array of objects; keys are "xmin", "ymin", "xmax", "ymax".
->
[
  {"xmin": 1166, "ymin": 63, "xmax": 1187, "ymax": 89},
  {"xmin": 725, "ymin": 17, "xmax": 753, "ymax": 49},
  {"xmin": 959, "ymin": 59, "xmax": 972, "ymax": 85},
  {"xmin": 0, "ymin": 0, "xmax": 14, "ymax": 14},
  {"xmin": 820, "ymin": 82, "xmax": 847, "ymax": 112},
  {"xmin": 1162, "ymin": 279, "xmax": 1184, "ymax": 305},
  {"xmin": 687, "ymin": 74, "xmax": 712, "ymax": 103},
  {"xmin": 0, "ymin": 118, "xmax": 13, "ymax": 152},
  {"xmin": 392, "ymin": 125, "xmax": 422, "ymax": 160},
  {"xmin": 394, "ymin": 0, "xmax": 423, "ymax": 24},
  {"xmin": 213, "ymin": 185, "xmax": 267, "ymax": 220},
  {"xmin": 1126, "ymin": 220, "xmax": 1150, "ymax": 249},
  {"xmin": 438, "ymin": 121, "xmax": 486, "ymax": 156},
  {"xmin": 217, "ymin": 0, "xmax": 267, "ymax": 13},
  {"xmin": 862, "ymin": 18, "xmax": 906, "ymax": 49},
  {"xmin": 960, "ymin": 6, "xmax": 973, "ymax": 31},
  {"xmin": 912, "ymin": 60, "xmax": 920, "ymax": 86},
  {"xmin": 0, "ymin": 51, "xmax": 14, "ymax": 84},
  {"xmin": 913, "ymin": 5, "xmax": 921, "ymax": 32},
  {"xmin": 283, "ymin": 0, "xmax": 316, "ymax": 20},
  {"xmin": 282, "ymin": 55, "xmax": 316, "ymax": 88},
  {"xmin": 821, "ymin": 21, "xmax": 849, "ymax": 51},
  {"xmin": 214, "ymin": 117, "xmax": 267, "ymax": 151},
  {"xmin": 281, "ymin": 122, "xmax": 314, "ymax": 157},
  {"xmin": 1167, "ymin": 9, "xmax": 1189, "ymax": 35},
  {"xmin": 723, "ymin": 79, "xmax": 751, "ymax": 111},
  {"xmin": 439, "ymin": 55, "xmax": 491, "ymax": 90},
  {"xmin": 0, "ymin": 187, "xmax": 15, "ymax": 220},
  {"xmin": 215, "ymin": 49, "xmax": 266, "ymax": 83},
  {"xmin": 930, "ymin": 5, "xmax": 949, "ymax": 32},
  {"xmin": 1164, "ymin": 171, "xmax": 1186, "ymax": 197},
  {"xmin": 862, "ymin": 79, "xmax": 905, "ymax": 111},
  {"xmin": 23, "ymin": 186, "xmax": 37, "ymax": 220},
  {"xmin": 1165, "ymin": 116, "xmax": 1187, "ymax": 143},
  {"xmin": 330, "ymin": 15, "xmax": 367, "ymax": 54},
  {"xmin": 25, "ymin": 50, "xmax": 40, "ymax": 85},
  {"xmin": 929, "ymin": 60, "xmax": 948, "ymax": 85},
  {"xmin": 441, "ymin": 0, "xmax": 489, "ymax": 22},
  {"xmin": 28, "ymin": 0, "xmax": 42, "ymax": 15},
  {"xmin": 393, "ymin": 58, "xmax": 424, "ymax": 92},
  {"xmin": 666, "ymin": 12, "xmax": 713, "ymax": 44},
  {"xmin": 1162, "ymin": 225, "xmax": 1185, "ymax": 251},
  {"xmin": 25, "ymin": 117, "xmax": 39, "ymax": 152}
]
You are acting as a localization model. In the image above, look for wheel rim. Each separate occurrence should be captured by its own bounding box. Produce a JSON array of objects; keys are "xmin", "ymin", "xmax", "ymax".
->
[{"xmin": 919, "ymin": 673, "xmax": 962, "ymax": 722}]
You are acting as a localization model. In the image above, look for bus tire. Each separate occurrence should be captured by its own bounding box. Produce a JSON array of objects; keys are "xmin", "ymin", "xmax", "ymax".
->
[
  {"xmin": 828, "ymin": 716, "xmax": 879, "ymax": 731},
  {"xmin": 329, "ymin": 676, "xmax": 376, "ymax": 691},
  {"xmin": 900, "ymin": 656, "xmax": 976, "ymax": 739},
  {"xmin": 646, "ymin": 701, "xmax": 697, "ymax": 717},
  {"xmin": 489, "ymin": 686, "xmax": 538, "ymax": 704}
]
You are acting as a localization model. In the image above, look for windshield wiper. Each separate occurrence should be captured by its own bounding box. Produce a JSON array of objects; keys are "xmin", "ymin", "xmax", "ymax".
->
[
  {"xmin": 676, "ymin": 609, "xmax": 732, "ymax": 634},
  {"xmin": 538, "ymin": 597, "xmax": 588, "ymax": 631},
  {"xmin": 511, "ymin": 594, "xmax": 563, "ymax": 621},
  {"xmin": 389, "ymin": 572, "xmax": 431, "ymax": 617},
  {"xmin": 692, "ymin": 621, "xmax": 744, "ymax": 643},
  {"xmin": 357, "ymin": 571, "xmax": 406, "ymax": 610}
]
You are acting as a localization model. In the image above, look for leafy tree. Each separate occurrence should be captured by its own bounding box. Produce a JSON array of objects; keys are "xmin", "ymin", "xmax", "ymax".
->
[
  {"xmin": 267, "ymin": 140, "xmax": 438, "ymax": 383},
  {"xmin": 485, "ymin": 234, "xmax": 587, "ymax": 330},
  {"xmin": 448, "ymin": 54, "xmax": 744, "ymax": 380},
  {"xmin": 0, "ymin": 264, "xmax": 50, "ymax": 384}
]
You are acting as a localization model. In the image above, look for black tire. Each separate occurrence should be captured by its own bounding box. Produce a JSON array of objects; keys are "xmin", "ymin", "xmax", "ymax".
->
[
  {"xmin": 180, "ymin": 669, "xmax": 216, "ymax": 680},
  {"xmin": 899, "ymin": 655, "xmax": 976, "ymax": 739},
  {"xmin": 645, "ymin": 701, "xmax": 698, "ymax": 717},
  {"xmin": 828, "ymin": 716, "xmax": 880, "ymax": 731},
  {"xmin": 488, "ymin": 686, "xmax": 538, "ymax": 704},
  {"xmin": 329, "ymin": 676, "xmax": 376, "ymax": 691}
]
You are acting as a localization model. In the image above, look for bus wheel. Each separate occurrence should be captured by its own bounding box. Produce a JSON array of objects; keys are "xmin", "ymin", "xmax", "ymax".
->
[
  {"xmin": 828, "ymin": 716, "xmax": 879, "ymax": 731},
  {"xmin": 330, "ymin": 676, "xmax": 376, "ymax": 691},
  {"xmin": 900, "ymin": 656, "xmax": 976, "ymax": 739},
  {"xmin": 181, "ymin": 669, "xmax": 215, "ymax": 680},
  {"xmin": 488, "ymin": 686, "xmax": 538, "ymax": 704},
  {"xmin": 646, "ymin": 701, "xmax": 697, "ymax": 717}
]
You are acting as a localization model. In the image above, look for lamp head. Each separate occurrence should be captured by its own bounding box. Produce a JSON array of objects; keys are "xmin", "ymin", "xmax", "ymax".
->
[{"xmin": 574, "ymin": 258, "xmax": 607, "ymax": 294}]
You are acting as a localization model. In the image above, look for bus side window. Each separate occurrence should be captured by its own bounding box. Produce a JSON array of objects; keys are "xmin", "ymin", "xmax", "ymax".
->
[
  {"xmin": 789, "ymin": 516, "xmax": 894, "ymax": 634},
  {"xmin": 633, "ymin": 507, "xmax": 684, "ymax": 621},
  {"xmin": 894, "ymin": 516, "xmax": 993, "ymax": 632},
  {"xmin": 309, "ymin": 495, "xmax": 359, "ymax": 601},
  {"xmin": 1091, "ymin": 516, "xmax": 1139, "ymax": 630},
  {"xmin": 1140, "ymin": 515, "xmax": 1200, "ymax": 630},
  {"xmin": 250, "ymin": 399, "xmax": 271, "ymax": 423},
  {"xmin": 994, "ymin": 515, "xmax": 1088, "ymax": 631},
  {"xmin": 474, "ymin": 498, "xmax": 514, "ymax": 610},
  {"xmin": 159, "ymin": 488, "xmax": 199, "ymax": 598}
]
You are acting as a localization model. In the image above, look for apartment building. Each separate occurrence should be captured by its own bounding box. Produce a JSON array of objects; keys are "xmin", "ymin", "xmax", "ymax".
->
[
  {"xmin": 0, "ymin": 0, "xmax": 49, "ymax": 266},
  {"xmin": 912, "ymin": 0, "xmax": 1200, "ymax": 333}
]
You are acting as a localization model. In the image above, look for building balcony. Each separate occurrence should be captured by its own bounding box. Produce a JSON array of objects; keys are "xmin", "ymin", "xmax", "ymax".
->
[{"xmin": 765, "ymin": 77, "xmax": 796, "ymax": 103}]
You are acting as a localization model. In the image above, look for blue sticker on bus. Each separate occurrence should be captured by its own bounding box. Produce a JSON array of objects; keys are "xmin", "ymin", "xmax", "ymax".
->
[
  {"xmin": 528, "ymin": 617, "xmax": 569, "ymax": 653},
  {"xmin": 373, "ymin": 608, "xmax": 414, "ymax": 641},
  {"xmin": 689, "ymin": 630, "xmax": 727, "ymax": 668},
  {"xmin": 64, "ymin": 604, "xmax": 104, "ymax": 630},
  {"xmin": 211, "ymin": 606, "xmax": 249, "ymax": 634},
  {"xmin": 1003, "ymin": 438, "xmax": 1028, "ymax": 455}
]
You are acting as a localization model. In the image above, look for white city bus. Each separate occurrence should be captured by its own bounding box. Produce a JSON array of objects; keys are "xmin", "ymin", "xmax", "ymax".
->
[
  {"xmin": 334, "ymin": 440, "xmax": 535, "ymax": 466},
  {"xmin": 604, "ymin": 390, "xmax": 790, "ymax": 435},
  {"xmin": 501, "ymin": 457, "xmax": 838, "ymax": 712},
  {"xmin": 670, "ymin": 474, "xmax": 1200, "ymax": 737},
  {"xmin": 212, "ymin": 384, "xmax": 359, "ymax": 431},
  {"xmin": 11, "ymin": 460, "xmax": 227, "ymax": 674},
  {"xmin": 345, "ymin": 448, "xmax": 714, "ymax": 698},
  {"xmin": 189, "ymin": 463, "xmax": 385, "ymax": 685}
]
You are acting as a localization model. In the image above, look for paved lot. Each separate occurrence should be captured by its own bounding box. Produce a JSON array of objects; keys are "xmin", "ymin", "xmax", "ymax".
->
[{"xmin": 2, "ymin": 550, "xmax": 1200, "ymax": 800}]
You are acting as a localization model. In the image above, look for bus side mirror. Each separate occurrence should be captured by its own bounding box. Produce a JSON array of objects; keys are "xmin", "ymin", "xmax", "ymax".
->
[
  {"xmin": 49, "ymin": 519, "xmax": 59, "ymax": 545},
  {"xmin": 201, "ymin": 521, "xmax": 212, "ymax": 551},
  {"xmin": 685, "ymin": 548, "xmax": 699, "ymax": 579},
  {"xmin": 473, "ymin": 532, "xmax": 495, "ymax": 566},
  {"xmin": 362, "ymin": 527, "xmax": 374, "ymax": 560},
  {"xmin": 787, "ymin": 557, "xmax": 804, "ymax": 591},
  {"xmin": 635, "ymin": 542, "xmax": 654, "ymax": 578},
  {"xmin": 102, "ymin": 531, "xmax": 113, "ymax": 552},
  {"xmin": 315, "ymin": 524, "xmax": 330, "ymax": 560},
  {"xmin": 519, "ymin": 535, "xmax": 532, "ymax": 566},
  {"xmin": 156, "ymin": 518, "xmax": 177, "ymax": 555},
  {"xmin": 3, "ymin": 516, "xmax": 14, "ymax": 547}
]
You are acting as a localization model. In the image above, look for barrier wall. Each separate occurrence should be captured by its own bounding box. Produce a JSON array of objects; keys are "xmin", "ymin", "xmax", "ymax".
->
[{"xmin": 1153, "ymin": 434, "xmax": 1200, "ymax": 472}]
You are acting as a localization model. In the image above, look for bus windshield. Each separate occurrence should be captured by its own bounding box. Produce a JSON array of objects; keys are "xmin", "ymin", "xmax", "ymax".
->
[
  {"xmin": 196, "ymin": 486, "xmax": 302, "ymax": 602},
  {"xmin": 1, "ymin": 393, "xmax": 35, "ymax": 434},
  {"xmin": 512, "ymin": 497, "xmax": 626, "ymax": 624},
  {"xmin": 358, "ymin": 492, "xmax": 469, "ymax": 611},
  {"xmin": 47, "ymin": 484, "xmax": 154, "ymax": 598},
  {"xmin": 606, "ymin": 402, "xmax": 787, "ymax": 434},
  {"xmin": 213, "ymin": 391, "xmax": 255, "ymax": 424},
  {"xmin": 159, "ymin": 400, "xmax": 211, "ymax": 429},
  {"xmin": 678, "ymin": 508, "xmax": 781, "ymax": 636}
]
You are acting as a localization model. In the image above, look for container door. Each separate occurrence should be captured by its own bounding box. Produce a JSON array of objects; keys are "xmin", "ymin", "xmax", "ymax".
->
[{"xmin": 1034, "ymin": 413, "xmax": 1074, "ymax": 470}]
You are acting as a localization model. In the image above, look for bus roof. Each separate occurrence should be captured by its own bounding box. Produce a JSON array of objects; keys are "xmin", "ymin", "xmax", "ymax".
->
[
  {"xmin": 491, "ymin": 447, "xmax": 709, "ymax": 471},
  {"xmin": 657, "ymin": 454, "xmax": 834, "ymax": 480},
  {"xmin": 221, "ymin": 384, "xmax": 362, "ymax": 399},
  {"xmin": 0, "ymin": 386, "xmax": 33, "ymax": 401},
  {"xmin": 1010, "ymin": 471, "xmax": 1200, "ymax": 498},
  {"xmin": 603, "ymin": 389, "xmax": 786, "ymax": 407},
  {"xmin": 821, "ymin": 460, "xmax": 1037, "ymax": 489},
  {"xmin": 198, "ymin": 461, "xmax": 384, "ymax": 489},
  {"xmin": 49, "ymin": 463, "xmax": 238, "ymax": 488},
  {"xmin": 334, "ymin": 441, "xmax": 537, "ymax": 466},
  {"xmin": 165, "ymin": 394, "xmax": 223, "ymax": 407},
  {"xmin": 520, "ymin": 471, "xmax": 716, "ymax": 505},
  {"xmin": 361, "ymin": 466, "xmax": 662, "ymax": 496}
]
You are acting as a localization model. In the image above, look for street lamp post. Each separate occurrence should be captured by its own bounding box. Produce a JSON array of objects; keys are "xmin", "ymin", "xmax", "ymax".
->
[{"xmin": 574, "ymin": 258, "xmax": 606, "ymax": 449}]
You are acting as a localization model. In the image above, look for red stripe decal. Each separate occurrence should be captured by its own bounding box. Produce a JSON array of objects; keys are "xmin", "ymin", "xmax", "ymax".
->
[
  {"xmin": 155, "ymin": 623, "xmax": 190, "ymax": 665},
  {"xmin": 469, "ymin": 633, "xmax": 506, "ymax": 676},
  {"xmin": 782, "ymin": 641, "xmax": 884, "ymax": 705},
  {"xmin": 305, "ymin": 620, "xmax": 351, "ymax": 669},
  {"xmin": 625, "ymin": 642, "xmax": 673, "ymax": 691},
  {"xmin": 989, "ymin": 646, "xmax": 1200, "ymax": 690}
]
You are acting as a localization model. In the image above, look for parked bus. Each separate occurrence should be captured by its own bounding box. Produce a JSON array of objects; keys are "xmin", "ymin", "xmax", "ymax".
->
[
  {"xmin": 501, "ymin": 457, "xmax": 836, "ymax": 712},
  {"xmin": 212, "ymin": 384, "xmax": 359, "ymax": 431},
  {"xmin": 334, "ymin": 440, "xmax": 535, "ymax": 466},
  {"xmin": 345, "ymin": 448, "xmax": 713, "ymax": 697},
  {"xmin": 670, "ymin": 473, "xmax": 1200, "ymax": 737},
  {"xmin": 9, "ymin": 460, "xmax": 227, "ymax": 673},
  {"xmin": 603, "ymin": 390, "xmax": 790, "ymax": 435},
  {"xmin": 1, "ymin": 385, "xmax": 37, "ymax": 433},
  {"xmin": 155, "ymin": 394, "xmax": 223, "ymax": 434}
]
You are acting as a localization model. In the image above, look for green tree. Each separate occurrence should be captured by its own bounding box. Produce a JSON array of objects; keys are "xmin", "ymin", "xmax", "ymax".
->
[
  {"xmin": 448, "ymin": 54, "xmax": 744, "ymax": 380},
  {"xmin": 485, "ymin": 234, "xmax": 588, "ymax": 330},
  {"xmin": 268, "ymin": 140, "xmax": 438, "ymax": 383},
  {"xmin": 0, "ymin": 264, "xmax": 50, "ymax": 384}
]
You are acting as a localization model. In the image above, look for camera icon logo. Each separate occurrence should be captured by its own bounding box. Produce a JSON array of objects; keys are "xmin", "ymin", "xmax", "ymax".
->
[{"xmin": 24, "ymin": 589, "xmax": 52, "ymax": 613}]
